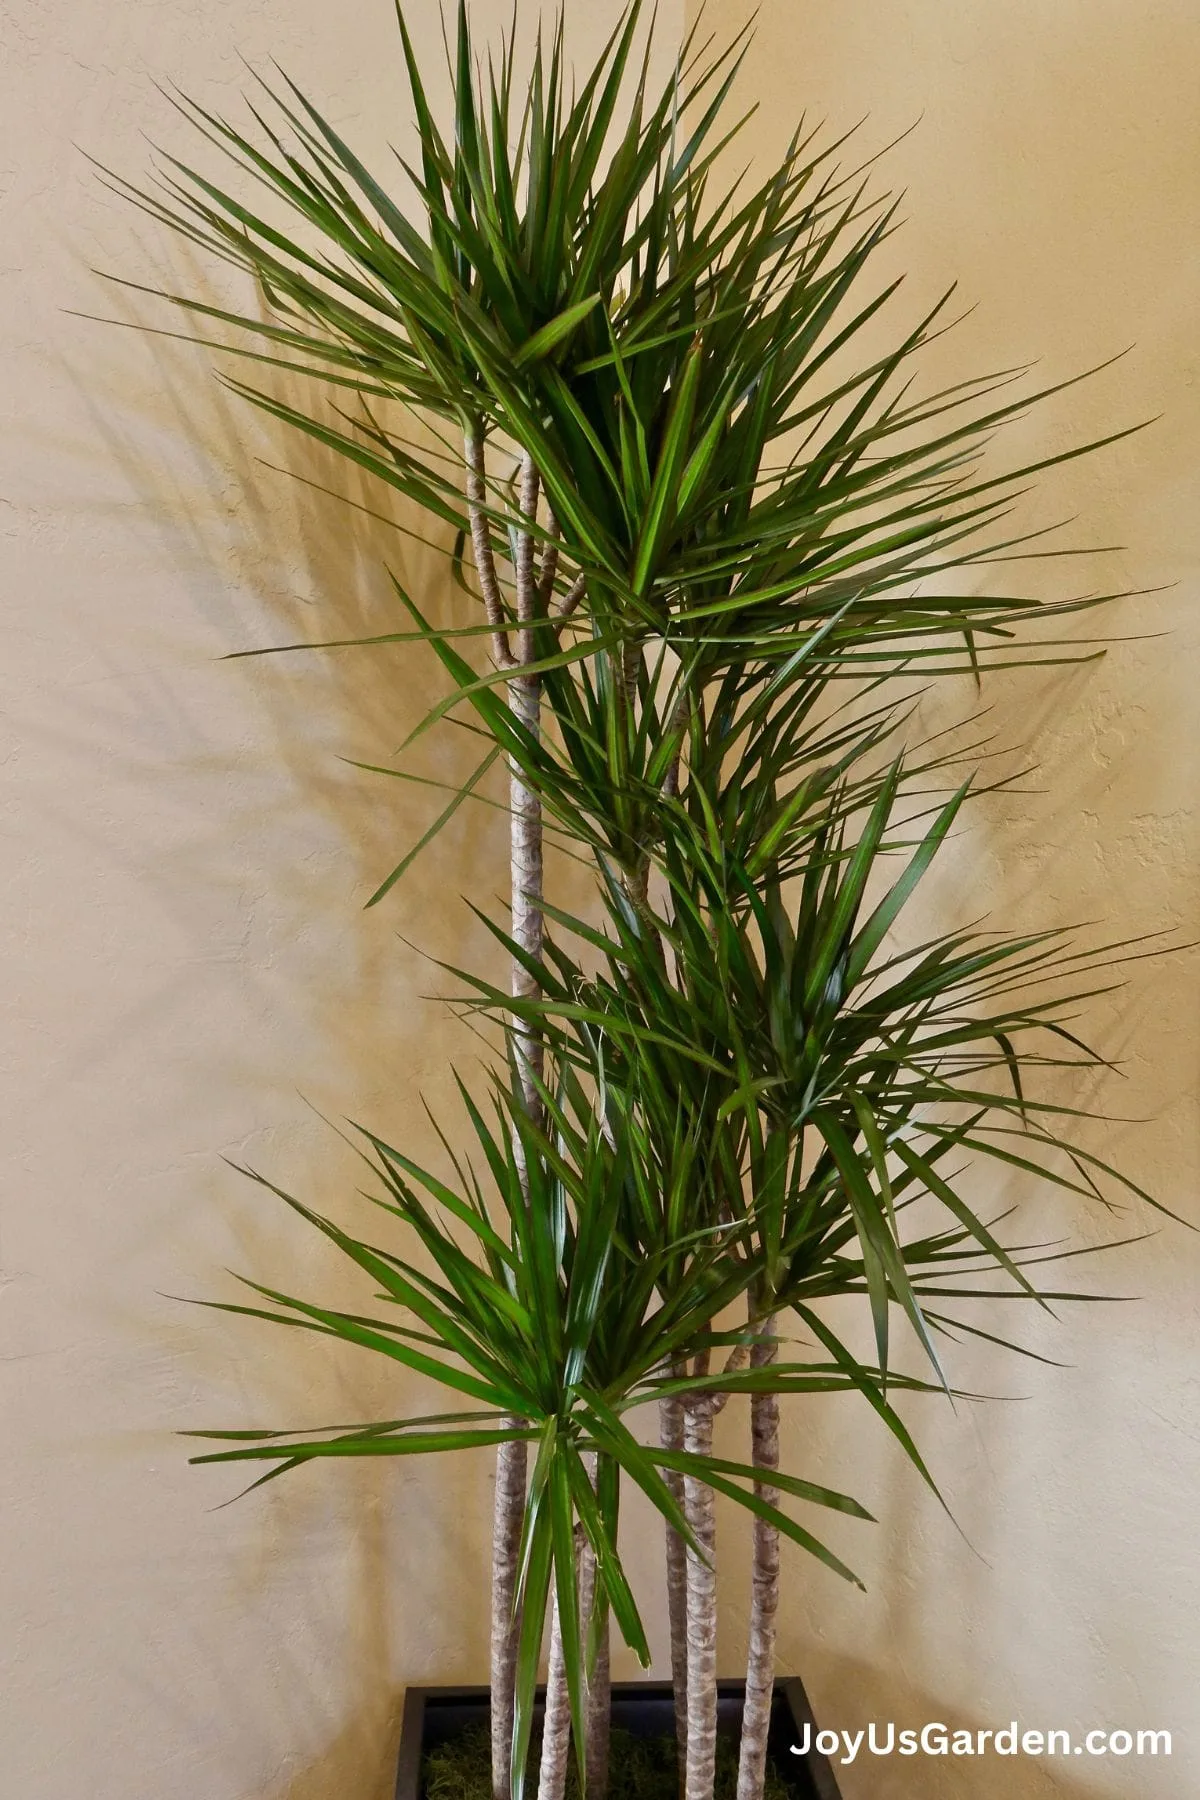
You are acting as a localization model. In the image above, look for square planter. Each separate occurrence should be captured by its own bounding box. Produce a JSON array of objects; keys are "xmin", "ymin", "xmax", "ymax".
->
[{"xmin": 395, "ymin": 1678, "xmax": 844, "ymax": 1800}]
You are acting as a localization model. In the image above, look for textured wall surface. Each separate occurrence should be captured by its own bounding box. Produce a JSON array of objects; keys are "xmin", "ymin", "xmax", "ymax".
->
[
  {"xmin": 683, "ymin": 4, "xmax": 1200, "ymax": 1798},
  {"xmin": 3, "ymin": 2, "xmax": 1198, "ymax": 1798},
  {"xmin": 0, "ymin": 5, "xmax": 682, "ymax": 1798}
]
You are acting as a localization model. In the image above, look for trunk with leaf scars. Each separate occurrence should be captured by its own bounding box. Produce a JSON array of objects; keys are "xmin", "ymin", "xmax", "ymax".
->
[
  {"xmin": 735, "ymin": 1316, "xmax": 780, "ymax": 1800},
  {"xmin": 471, "ymin": 439, "xmax": 545, "ymax": 1800},
  {"xmin": 536, "ymin": 1586, "xmax": 572, "ymax": 1800},
  {"xmin": 491, "ymin": 1425, "xmax": 529, "ymax": 1800},
  {"xmin": 585, "ymin": 1595, "xmax": 611, "ymax": 1799},
  {"xmin": 508, "ymin": 668, "xmax": 544, "ymax": 1110},
  {"xmin": 538, "ymin": 1462, "xmax": 611, "ymax": 1800},
  {"xmin": 682, "ymin": 1358, "xmax": 718, "ymax": 1800},
  {"xmin": 660, "ymin": 1370, "xmax": 690, "ymax": 1780},
  {"xmin": 509, "ymin": 454, "xmax": 545, "ymax": 1118}
]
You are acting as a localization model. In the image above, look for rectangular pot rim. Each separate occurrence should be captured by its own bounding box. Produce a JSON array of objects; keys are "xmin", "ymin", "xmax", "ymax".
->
[{"xmin": 395, "ymin": 1675, "xmax": 844, "ymax": 1800}]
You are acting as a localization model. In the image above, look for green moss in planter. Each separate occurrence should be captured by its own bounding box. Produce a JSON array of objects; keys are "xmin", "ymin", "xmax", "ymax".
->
[{"xmin": 422, "ymin": 1723, "xmax": 792, "ymax": 1800}]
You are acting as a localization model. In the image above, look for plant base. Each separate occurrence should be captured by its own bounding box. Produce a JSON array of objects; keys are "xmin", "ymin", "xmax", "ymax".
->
[{"xmin": 395, "ymin": 1679, "xmax": 844, "ymax": 1800}]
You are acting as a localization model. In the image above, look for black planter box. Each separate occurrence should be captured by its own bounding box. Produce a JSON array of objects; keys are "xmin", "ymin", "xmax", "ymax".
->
[{"xmin": 395, "ymin": 1679, "xmax": 844, "ymax": 1800}]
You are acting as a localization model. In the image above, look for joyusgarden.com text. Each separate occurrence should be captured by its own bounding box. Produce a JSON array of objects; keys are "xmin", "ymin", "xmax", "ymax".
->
[{"xmin": 792, "ymin": 1722, "xmax": 1172, "ymax": 1767}]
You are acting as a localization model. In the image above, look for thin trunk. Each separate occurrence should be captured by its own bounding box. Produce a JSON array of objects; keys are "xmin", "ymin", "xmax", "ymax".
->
[
  {"xmin": 491, "ymin": 1427, "xmax": 529, "ymax": 1800},
  {"xmin": 464, "ymin": 431, "xmax": 517, "ymax": 673},
  {"xmin": 660, "ymin": 1368, "xmax": 690, "ymax": 1784},
  {"xmin": 508, "ymin": 668, "xmax": 544, "ymax": 1114},
  {"xmin": 555, "ymin": 569, "xmax": 586, "ymax": 618},
  {"xmin": 735, "ymin": 1317, "xmax": 780, "ymax": 1800},
  {"xmin": 509, "ymin": 453, "xmax": 545, "ymax": 1119},
  {"xmin": 616, "ymin": 638, "xmax": 654, "ymax": 910},
  {"xmin": 536, "ymin": 1587, "xmax": 571, "ymax": 1800},
  {"xmin": 473, "ymin": 438, "xmax": 544, "ymax": 1800},
  {"xmin": 660, "ymin": 679, "xmax": 692, "ymax": 803},
  {"xmin": 682, "ymin": 1358, "xmax": 718, "ymax": 1800},
  {"xmin": 539, "ymin": 1466, "xmax": 609, "ymax": 1800},
  {"xmin": 577, "ymin": 1456, "xmax": 611, "ymax": 1800},
  {"xmin": 585, "ymin": 1597, "xmax": 611, "ymax": 1800}
]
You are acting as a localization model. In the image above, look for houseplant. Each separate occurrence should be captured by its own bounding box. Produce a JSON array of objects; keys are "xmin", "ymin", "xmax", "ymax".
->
[{"xmin": 94, "ymin": 5, "xmax": 1170, "ymax": 1799}]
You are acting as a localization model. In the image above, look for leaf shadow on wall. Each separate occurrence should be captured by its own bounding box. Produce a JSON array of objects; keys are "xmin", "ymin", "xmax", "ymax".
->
[{"xmin": 68, "ymin": 263, "xmax": 516, "ymax": 1800}]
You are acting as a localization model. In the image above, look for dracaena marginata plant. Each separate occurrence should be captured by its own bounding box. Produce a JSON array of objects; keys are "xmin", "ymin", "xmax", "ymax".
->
[{"xmin": 93, "ymin": 6, "xmax": 1175, "ymax": 1800}]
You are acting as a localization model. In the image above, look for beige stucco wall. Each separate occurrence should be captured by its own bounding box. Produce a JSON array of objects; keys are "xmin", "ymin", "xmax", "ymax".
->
[
  {"xmin": 4, "ymin": 1, "xmax": 1198, "ymax": 1798},
  {"xmin": 686, "ymin": 4, "xmax": 1200, "ymax": 1798},
  {"xmin": 0, "ymin": 5, "xmax": 683, "ymax": 1798}
]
